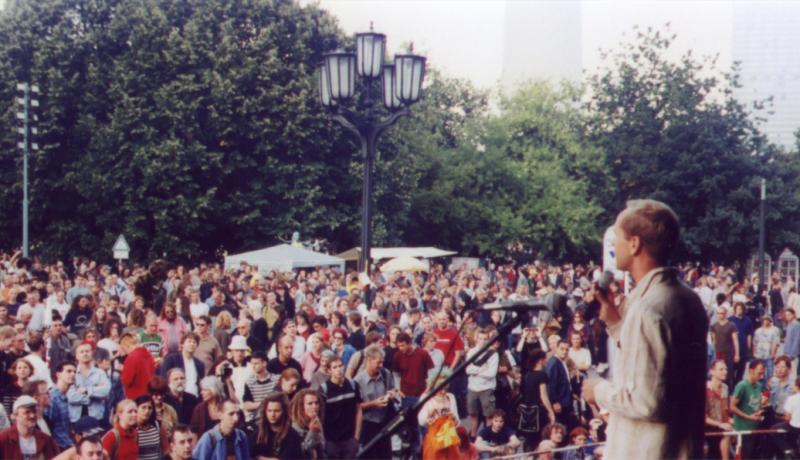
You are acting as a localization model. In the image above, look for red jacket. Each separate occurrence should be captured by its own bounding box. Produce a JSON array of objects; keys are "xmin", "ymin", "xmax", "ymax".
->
[
  {"xmin": 0, "ymin": 425, "xmax": 59, "ymax": 459},
  {"xmin": 121, "ymin": 346, "xmax": 155, "ymax": 399},
  {"xmin": 101, "ymin": 423, "xmax": 138, "ymax": 460}
]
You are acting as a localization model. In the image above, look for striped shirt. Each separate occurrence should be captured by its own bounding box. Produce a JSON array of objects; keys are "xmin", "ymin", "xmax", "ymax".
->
[
  {"xmin": 243, "ymin": 373, "xmax": 278, "ymax": 422},
  {"xmin": 137, "ymin": 424, "xmax": 161, "ymax": 460}
]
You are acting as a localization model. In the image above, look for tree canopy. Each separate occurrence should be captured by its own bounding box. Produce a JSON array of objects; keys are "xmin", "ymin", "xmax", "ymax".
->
[{"xmin": 0, "ymin": 2, "xmax": 797, "ymax": 266}]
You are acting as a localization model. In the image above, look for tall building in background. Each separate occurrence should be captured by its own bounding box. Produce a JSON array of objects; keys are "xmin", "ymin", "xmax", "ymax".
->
[
  {"xmin": 733, "ymin": 2, "xmax": 800, "ymax": 151},
  {"xmin": 500, "ymin": 1, "xmax": 582, "ymax": 91}
]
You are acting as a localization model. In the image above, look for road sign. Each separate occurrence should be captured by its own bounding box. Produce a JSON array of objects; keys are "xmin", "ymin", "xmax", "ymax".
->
[{"xmin": 113, "ymin": 234, "xmax": 130, "ymax": 260}]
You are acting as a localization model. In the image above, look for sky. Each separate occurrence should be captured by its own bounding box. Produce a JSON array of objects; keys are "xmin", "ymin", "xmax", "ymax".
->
[{"xmin": 307, "ymin": 0, "xmax": 736, "ymax": 90}]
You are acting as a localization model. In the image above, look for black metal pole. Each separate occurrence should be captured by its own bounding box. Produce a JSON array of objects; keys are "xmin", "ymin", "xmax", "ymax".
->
[
  {"xmin": 758, "ymin": 178, "xmax": 766, "ymax": 295},
  {"xmin": 358, "ymin": 134, "xmax": 373, "ymax": 275}
]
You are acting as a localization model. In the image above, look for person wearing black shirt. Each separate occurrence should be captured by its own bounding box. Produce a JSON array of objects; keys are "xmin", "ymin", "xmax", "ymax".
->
[
  {"xmin": 250, "ymin": 392, "xmax": 303, "ymax": 459},
  {"xmin": 520, "ymin": 349, "xmax": 556, "ymax": 450},
  {"xmin": 475, "ymin": 409, "xmax": 521, "ymax": 457},
  {"xmin": 347, "ymin": 313, "xmax": 366, "ymax": 351},
  {"xmin": 319, "ymin": 356, "xmax": 361, "ymax": 459},
  {"xmin": 64, "ymin": 295, "xmax": 93, "ymax": 336},
  {"xmin": 267, "ymin": 335, "xmax": 303, "ymax": 376},
  {"xmin": 164, "ymin": 368, "xmax": 199, "ymax": 425}
]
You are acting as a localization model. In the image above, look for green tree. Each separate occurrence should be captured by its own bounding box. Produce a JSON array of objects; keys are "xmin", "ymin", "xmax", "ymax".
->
[
  {"xmin": 584, "ymin": 26, "xmax": 800, "ymax": 263},
  {"xmin": 0, "ymin": 0, "xmax": 355, "ymax": 262},
  {"xmin": 405, "ymin": 80, "xmax": 604, "ymax": 259}
]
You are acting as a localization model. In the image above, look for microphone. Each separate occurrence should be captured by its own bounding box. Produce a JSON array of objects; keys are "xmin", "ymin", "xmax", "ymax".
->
[
  {"xmin": 477, "ymin": 298, "xmax": 550, "ymax": 312},
  {"xmin": 597, "ymin": 270, "xmax": 615, "ymax": 295}
]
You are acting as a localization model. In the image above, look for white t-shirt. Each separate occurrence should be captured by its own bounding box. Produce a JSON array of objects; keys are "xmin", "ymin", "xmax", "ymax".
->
[
  {"xmin": 19, "ymin": 433, "xmax": 36, "ymax": 460},
  {"xmin": 783, "ymin": 393, "xmax": 800, "ymax": 428},
  {"xmin": 45, "ymin": 300, "xmax": 70, "ymax": 327},
  {"xmin": 190, "ymin": 302, "xmax": 209, "ymax": 319},
  {"xmin": 184, "ymin": 357, "xmax": 199, "ymax": 397},
  {"xmin": 97, "ymin": 338, "xmax": 119, "ymax": 356},
  {"xmin": 569, "ymin": 347, "xmax": 592, "ymax": 370}
]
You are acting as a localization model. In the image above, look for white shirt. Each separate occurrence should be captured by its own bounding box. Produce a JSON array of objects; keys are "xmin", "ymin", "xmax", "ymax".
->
[
  {"xmin": 267, "ymin": 335, "xmax": 306, "ymax": 361},
  {"xmin": 569, "ymin": 347, "xmax": 592, "ymax": 370},
  {"xmin": 184, "ymin": 356, "xmax": 199, "ymax": 397},
  {"xmin": 24, "ymin": 352, "xmax": 53, "ymax": 388},
  {"xmin": 784, "ymin": 393, "xmax": 800, "ymax": 428},
  {"xmin": 97, "ymin": 338, "xmax": 119, "ymax": 356},
  {"xmin": 44, "ymin": 302, "xmax": 70, "ymax": 327},
  {"xmin": 190, "ymin": 302, "xmax": 209, "ymax": 319}
]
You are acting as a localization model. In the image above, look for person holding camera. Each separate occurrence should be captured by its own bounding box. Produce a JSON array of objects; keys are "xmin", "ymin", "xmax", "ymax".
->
[{"xmin": 355, "ymin": 344, "xmax": 400, "ymax": 459}]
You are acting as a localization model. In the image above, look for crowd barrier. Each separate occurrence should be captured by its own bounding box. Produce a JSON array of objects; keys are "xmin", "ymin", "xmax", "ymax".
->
[{"xmin": 484, "ymin": 429, "xmax": 788, "ymax": 459}]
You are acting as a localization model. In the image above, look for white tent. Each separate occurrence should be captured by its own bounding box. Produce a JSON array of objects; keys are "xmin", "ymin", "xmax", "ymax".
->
[
  {"xmin": 225, "ymin": 244, "xmax": 345, "ymax": 274},
  {"xmin": 336, "ymin": 246, "xmax": 457, "ymax": 262}
]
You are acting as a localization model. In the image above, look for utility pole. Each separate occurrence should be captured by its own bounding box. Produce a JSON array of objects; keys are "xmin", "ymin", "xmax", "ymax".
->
[
  {"xmin": 15, "ymin": 82, "xmax": 39, "ymax": 258},
  {"xmin": 758, "ymin": 178, "xmax": 766, "ymax": 295}
]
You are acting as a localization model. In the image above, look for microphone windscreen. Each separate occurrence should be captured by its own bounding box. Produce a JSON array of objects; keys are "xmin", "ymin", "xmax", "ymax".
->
[{"xmin": 598, "ymin": 270, "xmax": 615, "ymax": 291}]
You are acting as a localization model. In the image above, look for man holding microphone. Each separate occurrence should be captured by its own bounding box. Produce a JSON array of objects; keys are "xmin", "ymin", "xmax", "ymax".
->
[{"xmin": 581, "ymin": 199, "xmax": 708, "ymax": 459}]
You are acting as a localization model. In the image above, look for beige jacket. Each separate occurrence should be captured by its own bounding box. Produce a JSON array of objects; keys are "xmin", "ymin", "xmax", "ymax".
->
[{"xmin": 595, "ymin": 267, "xmax": 708, "ymax": 459}]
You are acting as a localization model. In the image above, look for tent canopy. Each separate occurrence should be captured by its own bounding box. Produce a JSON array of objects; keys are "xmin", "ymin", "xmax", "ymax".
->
[
  {"xmin": 336, "ymin": 247, "xmax": 457, "ymax": 262},
  {"xmin": 225, "ymin": 244, "xmax": 345, "ymax": 274}
]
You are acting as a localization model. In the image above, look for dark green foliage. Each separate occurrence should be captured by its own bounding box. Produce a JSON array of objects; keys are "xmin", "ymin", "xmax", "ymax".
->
[{"xmin": 584, "ymin": 26, "xmax": 800, "ymax": 263}]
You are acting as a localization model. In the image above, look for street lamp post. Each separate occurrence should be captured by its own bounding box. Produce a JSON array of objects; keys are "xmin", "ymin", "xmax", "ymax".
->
[{"xmin": 318, "ymin": 28, "xmax": 426, "ymax": 280}]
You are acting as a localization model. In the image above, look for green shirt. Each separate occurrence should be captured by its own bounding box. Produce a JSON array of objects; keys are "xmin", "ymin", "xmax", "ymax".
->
[
  {"xmin": 732, "ymin": 379, "xmax": 762, "ymax": 430},
  {"xmin": 139, "ymin": 332, "xmax": 163, "ymax": 359}
]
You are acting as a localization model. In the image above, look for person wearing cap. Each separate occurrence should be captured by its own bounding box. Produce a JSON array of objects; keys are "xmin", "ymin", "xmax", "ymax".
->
[
  {"xmin": 68, "ymin": 341, "xmax": 111, "ymax": 423},
  {"xmin": 754, "ymin": 314, "xmax": 781, "ymax": 382},
  {"xmin": 219, "ymin": 335, "xmax": 252, "ymax": 403},
  {"xmin": 0, "ymin": 394, "xmax": 58, "ymax": 459}
]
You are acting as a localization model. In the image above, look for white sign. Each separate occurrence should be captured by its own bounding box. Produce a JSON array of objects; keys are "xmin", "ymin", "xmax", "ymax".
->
[{"xmin": 113, "ymin": 234, "xmax": 130, "ymax": 260}]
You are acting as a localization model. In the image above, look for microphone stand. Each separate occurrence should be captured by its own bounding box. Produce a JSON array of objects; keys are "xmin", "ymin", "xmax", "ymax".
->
[{"xmin": 356, "ymin": 309, "xmax": 531, "ymax": 459}]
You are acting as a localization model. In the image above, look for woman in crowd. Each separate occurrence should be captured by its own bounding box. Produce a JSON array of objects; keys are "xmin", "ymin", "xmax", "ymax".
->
[
  {"xmin": 190, "ymin": 375, "xmax": 227, "ymax": 436},
  {"xmin": 214, "ymin": 311, "xmax": 233, "ymax": 356},
  {"xmin": 420, "ymin": 373, "xmax": 461, "ymax": 459},
  {"xmin": 98, "ymin": 317, "xmax": 124, "ymax": 356},
  {"xmin": 134, "ymin": 395, "xmax": 169, "ymax": 460},
  {"xmin": 1, "ymin": 358, "xmax": 33, "ymax": 415},
  {"xmin": 384, "ymin": 325, "xmax": 401, "ymax": 369},
  {"xmin": 101, "ymin": 399, "xmax": 139, "ymax": 460},
  {"xmin": 123, "ymin": 308, "xmax": 146, "ymax": 336},
  {"xmin": 88, "ymin": 306, "xmax": 108, "ymax": 338},
  {"xmin": 300, "ymin": 333, "xmax": 325, "ymax": 383},
  {"xmin": 277, "ymin": 368, "xmax": 302, "ymax": 406},
  {"xmin": 251, "ymin": 392, "xmax": 303, "ymax": 459},
  {"xmin": 289, "ymin": 388, "xmax": 325, "ymax": 459},
  {"xmin": 295, "ymin": 312, "xmax": 312, "ymax": 340},
  {"xmin": 148, "ymin": 376, "xmax": 177, "ymax": 433},
  {"xmin": 519, "ymin": 350, "xmax": 556, "ymax": 450}
]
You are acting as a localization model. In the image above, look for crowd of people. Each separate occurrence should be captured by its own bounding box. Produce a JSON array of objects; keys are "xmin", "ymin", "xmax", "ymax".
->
[{"xmin": 0, "ymin": 248, "xmax": 798, "ymax": 459}]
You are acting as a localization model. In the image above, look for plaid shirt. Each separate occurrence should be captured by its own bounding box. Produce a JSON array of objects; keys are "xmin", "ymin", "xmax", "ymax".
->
[{"xmin": 46, "ymin": 386, "xmax": 73, "ymax": 449}]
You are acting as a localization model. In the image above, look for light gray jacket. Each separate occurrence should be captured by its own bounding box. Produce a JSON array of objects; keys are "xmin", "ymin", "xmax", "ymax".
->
[{"xmin": 595, "ymin": 267, "xmax": 708, "ymax": 460}]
